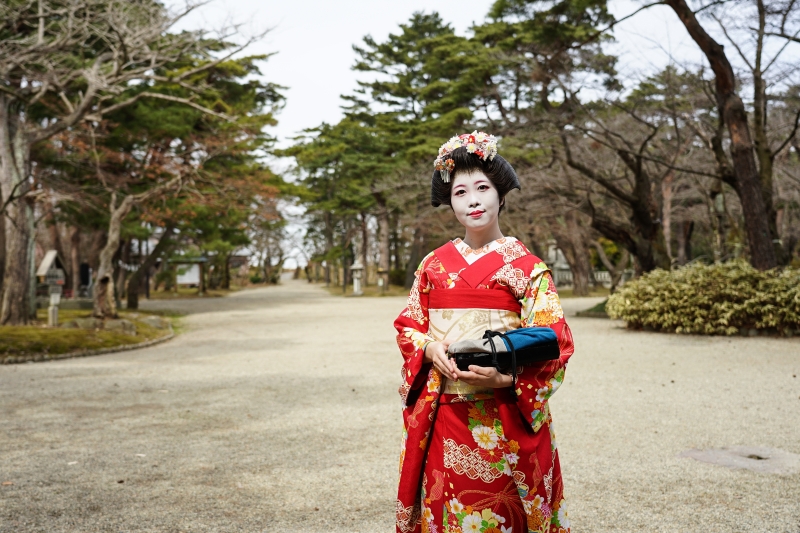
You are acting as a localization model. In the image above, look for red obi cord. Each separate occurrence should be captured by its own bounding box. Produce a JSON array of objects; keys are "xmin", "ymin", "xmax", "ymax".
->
[{"xmin": 428, "ymin": 288, "xmax": 521, "ymax": 314}]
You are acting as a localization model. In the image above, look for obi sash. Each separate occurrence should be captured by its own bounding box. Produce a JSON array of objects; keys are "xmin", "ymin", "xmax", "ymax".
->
[{"xmin": 429, "ymin": 289, "xmax": 520, "ymax": 314}]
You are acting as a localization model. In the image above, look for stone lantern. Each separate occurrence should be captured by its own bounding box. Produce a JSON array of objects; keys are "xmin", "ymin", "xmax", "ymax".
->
[
  {"xmin": 351, "ymin": 259, "xmax": 364, "ymax": 296},
  {"xmin": 37, "ymin": 250, "xmax": 66, "ymax": 327}
]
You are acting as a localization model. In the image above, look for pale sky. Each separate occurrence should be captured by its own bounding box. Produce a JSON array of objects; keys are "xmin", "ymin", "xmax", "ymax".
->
[{"xmin": 169, "ymin": 0, "xmax": 705, "ymax": 149}]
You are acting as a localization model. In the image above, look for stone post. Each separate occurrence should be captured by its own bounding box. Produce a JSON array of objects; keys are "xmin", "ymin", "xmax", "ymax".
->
[{"xmin": 351, "ymin": 260, "xmax": 364, "ymax": 296}]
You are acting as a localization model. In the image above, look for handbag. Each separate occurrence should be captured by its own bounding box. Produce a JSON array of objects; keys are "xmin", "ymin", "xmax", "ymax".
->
[{"xmin": 447, "ymin": 327, "xmax": 560, "ymax": 384}]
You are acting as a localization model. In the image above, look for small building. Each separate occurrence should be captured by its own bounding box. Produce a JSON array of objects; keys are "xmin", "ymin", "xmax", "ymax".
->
[{"xmin": 169, "ymin": 257, "xmax": 208, "ymax": 293}]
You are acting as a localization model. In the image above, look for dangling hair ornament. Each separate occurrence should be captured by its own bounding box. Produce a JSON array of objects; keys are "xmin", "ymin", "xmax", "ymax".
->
[{"xmin": 434, "ymin": 131, "xmax": 498, "ymax": 183}]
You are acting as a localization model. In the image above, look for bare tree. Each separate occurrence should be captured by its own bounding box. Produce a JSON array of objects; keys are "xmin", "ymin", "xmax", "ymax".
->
[
  {"xmin": 664, "ymin": 0, "xmax": 780, "ymax": 269},
  {"xmin": 0, "ymin": 0, "xmax": 250, "ymax": 324},
  {"xmin": 591, "ymin": 240, "xmax": 630, "ymax": 293}
]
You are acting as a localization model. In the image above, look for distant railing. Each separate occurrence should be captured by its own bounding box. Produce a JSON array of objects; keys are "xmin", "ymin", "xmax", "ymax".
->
[{"xmin": 551, "ymin": 267, "xmax": 634, "ymax": 289}]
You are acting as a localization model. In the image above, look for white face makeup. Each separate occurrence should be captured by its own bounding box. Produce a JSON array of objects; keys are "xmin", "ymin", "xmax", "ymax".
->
[{"xmin": 450, "ymin": 170, "xmax": 503, "ymax": 234}]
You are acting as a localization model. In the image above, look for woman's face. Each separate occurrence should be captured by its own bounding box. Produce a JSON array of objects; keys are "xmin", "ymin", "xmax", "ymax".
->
[{"xmin": 450, "ymin": 170, "xmax": 503, "ymax": 231}]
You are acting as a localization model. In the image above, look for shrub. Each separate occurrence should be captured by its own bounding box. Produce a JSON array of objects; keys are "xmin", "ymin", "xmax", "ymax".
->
[
  {"xmin": 249, "ymin": 274, "xmax": 263, "ymax": 284},
  {"xmin": 606, "ymin": 260, "xmax": 800, "ymax": 335}
]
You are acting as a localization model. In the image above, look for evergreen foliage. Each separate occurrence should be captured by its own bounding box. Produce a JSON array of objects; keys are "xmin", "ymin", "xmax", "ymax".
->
[{"xmin": 606, "ymin": 262, "xmax": 800, "ymax": 335}]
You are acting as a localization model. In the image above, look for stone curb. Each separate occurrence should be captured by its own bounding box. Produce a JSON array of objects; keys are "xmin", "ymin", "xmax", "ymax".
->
[{"xmin": 1, "ymin": 327, "xmax": 175, "ymax": 365}]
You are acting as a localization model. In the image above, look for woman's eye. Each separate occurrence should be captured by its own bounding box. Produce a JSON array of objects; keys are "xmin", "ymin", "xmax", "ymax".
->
[{"xmin": 454, "ymin": 190, "xmax": 465, "ymax": 196}]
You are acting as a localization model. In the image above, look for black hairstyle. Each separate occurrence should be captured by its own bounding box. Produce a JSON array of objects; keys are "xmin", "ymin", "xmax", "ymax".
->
[{"xmin": 431, "ymin": 146, "xmax": 521, "ymax": 208}]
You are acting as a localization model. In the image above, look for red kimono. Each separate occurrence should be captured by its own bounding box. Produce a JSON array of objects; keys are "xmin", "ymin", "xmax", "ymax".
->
[{"xmin": 394, "ymin": 237, "xmax": 575, "ymax": 533}]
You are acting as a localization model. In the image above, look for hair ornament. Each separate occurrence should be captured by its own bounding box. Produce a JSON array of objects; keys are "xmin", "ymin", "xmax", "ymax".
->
[{"xmin": 433, "ymin": 131, "xmax": 498, "ymax": 183}]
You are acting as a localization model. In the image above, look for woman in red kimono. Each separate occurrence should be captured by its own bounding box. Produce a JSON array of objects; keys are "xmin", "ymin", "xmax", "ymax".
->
[{"xmin": 394, "ymin": 132, "xmax": 575, "ymax": 533}]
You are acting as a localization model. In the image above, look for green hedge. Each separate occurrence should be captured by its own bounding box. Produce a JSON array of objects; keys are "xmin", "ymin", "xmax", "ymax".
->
[{"xmin": 606, "ymin": 261, "xmax": 800, "ymax": 335}]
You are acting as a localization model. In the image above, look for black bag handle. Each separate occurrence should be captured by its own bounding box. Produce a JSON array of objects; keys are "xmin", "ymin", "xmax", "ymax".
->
[{"xmin": 483, "ymin": 330, "xmax": 518, "ymax": 401}]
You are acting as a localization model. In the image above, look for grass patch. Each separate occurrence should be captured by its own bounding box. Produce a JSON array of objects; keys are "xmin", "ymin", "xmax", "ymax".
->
[
  {"xmin": 576, "ymin": 298, "xmax": 609, "ymax": 318},
  {"xmin": 1, "ymin": 310, "xmax": 173, "ymax": 358}
]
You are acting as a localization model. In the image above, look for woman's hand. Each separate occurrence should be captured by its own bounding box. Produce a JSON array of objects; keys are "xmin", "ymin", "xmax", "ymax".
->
[
  {"xmin": 454, "ymin": 365, "xmax": 514, "ymax": 389},
  {"xmin": 424, "ymin": 341, "xmax": 457, "ymax": 380}
]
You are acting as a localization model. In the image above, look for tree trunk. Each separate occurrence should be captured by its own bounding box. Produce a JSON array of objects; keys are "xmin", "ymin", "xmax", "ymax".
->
[
  {"xmin": 559, "ymin": 240, "xmax": 591, "ymax": 296},
  {"xmin": 559, "ymin": 137, "xmax": 669, "ymax": 273},
  {"xmin": 405, "ymin": 225, "xmax": 426, "ymax": 290},
  {"xmin": 662, "ymin": 172, "xmax": 674, "ymax": 262},
  {"xmin": 750, "ymin": 0, "xmax": 784, "ymax": 264},
  {"xmin": 709, "ymin": 179, "xmax": 727, "ymax": 262},
  {"xmin": 0, "ymin": 95, "xmax": 34, "ymax": 325},
  {"xmin": 323, "ymin": 212, "xmax": 333, "ymax": 286},
  {"xmin": 683, "ymin": 221, "xmax": 694, "ymax": 264},
  {"xmin": 116, "ymin": 239, "xmax": 129, "ymax": 301},
  {"xmin": 666, "ymin": 0, "xmax": 776, "ymax": 270},
  {"xmin": 126, "ymin": 224, "xmax": 175, "ymax": 310},
  {"xmin": 552, "ymin": 211, "xmax": 591, "ymax": 296},
  {"xmin": 0, "ymin": 189, "xmax": 5, "ymax": 292},
  {"xmin": 94, "ymin": 194, "xmax": 135, "ymax": 318},
  {"xmin": 391, "ymin": 214, "xmax": 402, "ymax": 271},
  {"xmin": 93, "ymin": 172, "xmax": 179, "ymax": 315},
  {"xmin": 70, "ymin": 226, "xmax": 80, "ymax": 297},
  {"xmin": 587, "ymin": 197, "xmax": 669, "ymax": 274},
  {"xmin": 222, "ymin": 253, "xmax": 231, "ymax": 290},
  {"xmin": 525, "ymin": 227, "xmax": 547, "ymax": 260},
  {"xmin": 592, "ymin": 241, "xmax": 630, "ymax": 293},
  {"xmin": 360, "ymin": 213, "xmax": 369, "ymax": 286},
  {"xmin": 676, "ymin": 220, "xmax": 694, "ymax": 265},
  {"xmin": 87, "ymin": 230, "xmax": 106, "ymax": 272},
  {"xmin": 376, "ymin": 197, "xmax": 390, "ymax": 291}
]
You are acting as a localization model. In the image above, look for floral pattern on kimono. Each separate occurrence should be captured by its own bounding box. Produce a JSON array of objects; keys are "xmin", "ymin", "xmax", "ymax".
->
[{"xmin": 394, "ymin": 237, "xmax": 574, "ymax": 533}]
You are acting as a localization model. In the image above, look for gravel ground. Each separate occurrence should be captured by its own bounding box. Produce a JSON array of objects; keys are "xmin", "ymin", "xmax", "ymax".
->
[{"xmin": 1, "ymin": 280, "xmax": 799, "ymax": 532}]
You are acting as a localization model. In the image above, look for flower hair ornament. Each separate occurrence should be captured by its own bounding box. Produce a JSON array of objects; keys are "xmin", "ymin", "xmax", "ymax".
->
[{"xmin": 433, "ymin": 131, "xmax": 499, "ymax": 183}]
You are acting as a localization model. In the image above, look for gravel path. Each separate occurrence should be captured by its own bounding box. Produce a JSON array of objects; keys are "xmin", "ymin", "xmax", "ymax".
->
[{"xmin": 1, "ymin": 280, "xmax": 798, "ymax": 532}]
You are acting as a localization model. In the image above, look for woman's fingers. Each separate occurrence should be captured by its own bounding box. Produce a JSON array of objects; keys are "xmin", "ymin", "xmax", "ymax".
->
[
  {"xmin": 452, "ymin": 366, "xmax": 504, "ymax": 387},
  {"xmin": 468, "ymin": 365, "xmax": 494, "ymax": 377},
  {"xmin": 455, "ymin": 370, "xmax": 478, "ymax": 380},
  {"xmin": 432, "ymin": 356, "xmax": 449, "ymax": 376},
  {"xmin": 432, "ymin": 350, "xmax": 454, "ymax": 379},
  {"xmin": 445, "ymin": 355, "xmax": 457, "ymax": 377}
]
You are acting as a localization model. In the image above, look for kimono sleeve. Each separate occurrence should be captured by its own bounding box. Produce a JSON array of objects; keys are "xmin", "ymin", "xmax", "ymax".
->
[
  {"xmin": 514, "ymin": 265, "xmax": 575, "ymax": 432},
  {"xmin": 394, "ymin": 252, "xmax": 436, "ymax": 408}
]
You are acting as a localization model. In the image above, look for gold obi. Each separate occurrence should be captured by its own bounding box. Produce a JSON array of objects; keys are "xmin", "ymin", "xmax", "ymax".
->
[{"xmin": 427, "ymin": 306, "xmax": 521, "ymax": 395}]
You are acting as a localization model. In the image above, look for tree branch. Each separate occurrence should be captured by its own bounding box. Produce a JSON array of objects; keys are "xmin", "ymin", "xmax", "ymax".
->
[
  {"xmin": 772, "ymin": 108, "xmax": 800, "ymax": 159},
  {"xmin": 559, "ymin": 132, "xmax": 638, "ymax": 205},
  {"xmin": 90, "ymin": 92, "xmax": 233, "ymax": 121},
  {"xmin": 569, "ymin": 1, "xmax": 668, "ymax": 50}
]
